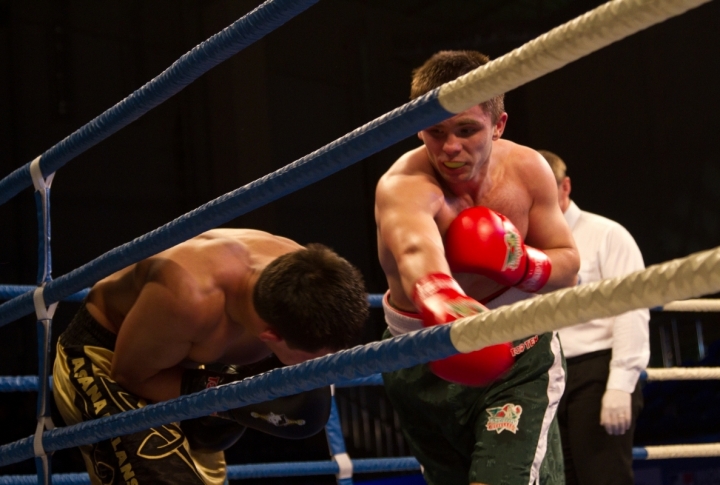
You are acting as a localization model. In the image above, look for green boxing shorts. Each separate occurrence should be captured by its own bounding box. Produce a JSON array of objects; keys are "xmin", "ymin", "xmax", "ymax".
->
[{"xmin": 382, "ymin": 293, "xmax": 566, "ymax": 485}]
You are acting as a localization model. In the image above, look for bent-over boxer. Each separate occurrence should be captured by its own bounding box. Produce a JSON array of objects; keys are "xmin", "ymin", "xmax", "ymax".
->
[{"xmin": 53, "ymin": 228, "xmax": 369, "ymax": 485}]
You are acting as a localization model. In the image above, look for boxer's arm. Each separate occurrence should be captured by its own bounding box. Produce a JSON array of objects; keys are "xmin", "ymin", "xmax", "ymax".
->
[
  {"xmin": 111, "ymin": 270, "xmax": 217, "ymax": 403},
  {"xmin": 375, "ymin": 171, "xmax": 450, "ymax": 302},
  {"xmin": 524, "ymin": 152, "xmax": 579, "ymax": 290},
  {"xmin": 181, "ymin": 365, "xmax": 332, "ymax": 439},
  {"xmin": 412, "ymin": 273, "xmax": 514, "ymax": 386}
]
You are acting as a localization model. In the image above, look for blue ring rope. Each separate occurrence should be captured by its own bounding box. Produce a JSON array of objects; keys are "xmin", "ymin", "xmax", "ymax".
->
[
  {"xmin": 0, "ymin": 285, "xmax": 678, "ymax": 312},
  {"xmin": 0, "ymin": 324, "xmax": 456, "ymax": 467},
  {"xmin": 2, "ymin": 285, "xmax": 377, "ymax": 306},
  {"xmin": 0, "ymin": 370, "xmax": 656, "ymax": 393},
  {"xmin": 326, "ymin": 399, "xmax": 348, "ymax": 457},
  {"xmin": 0, "ymin": 286, "xmax": 88, "ymax": 303},
  {"xmin": 226, "ymin": 458, "xmax": 422, "ymax": 479},
  {"xmin": 0, "ymin": 377, "xmax": 53, "ymax": 393},
  {"xmin": 0, "ymin": 449, "xmax": 675, "ymax": 484},
  {"xmin": 367, "ymin": 293, "xmax": 383, "ymax": 308},
  {"xmin": 0, "ymin": 458, "xmax": 423, "ymax": 484},
  {"xmin": 0, "ymin": 90, "xmax": 449, "ymax": 328},
  {"xmin": 0, "ymin": 473, "xmax": 90, "ymax": 485},
  {"xmin": 0, "ymin": 373, "xmax": 381, "ymax": 394},
  {"xmin": 0, "ymin": 0, "xmax": 320, "ymax": 208}
]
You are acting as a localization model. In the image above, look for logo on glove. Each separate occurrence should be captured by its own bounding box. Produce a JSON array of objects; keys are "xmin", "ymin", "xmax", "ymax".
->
[
  {"xmin": 502, "ymin": 229, "xmax": 523, "ymax": 272},
  {"xmin": 447, "ymin": 298, "xmax": 486, "ymax": 318},
  {"xmin": 485, "ymin": 403, "xmax": 523, "ymax": 434}
]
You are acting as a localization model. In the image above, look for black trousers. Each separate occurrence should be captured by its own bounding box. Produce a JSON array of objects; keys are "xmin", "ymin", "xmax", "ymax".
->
[{"xmin": 557, "ymin": 349, "xmax": 643, "ymax": 485}]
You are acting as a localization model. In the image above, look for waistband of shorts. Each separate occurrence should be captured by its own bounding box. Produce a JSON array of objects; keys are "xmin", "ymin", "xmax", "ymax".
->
[
  {"xmin": 59, "ymin": 302, "xmax": 117, "ymax": 351},
  {"xmin": 382, "ymin": 291, "xmax": 423, "ymax": 337},
  {"xmin": 565, "ymin": 348, "xmax": 611, "ymax": 365}
]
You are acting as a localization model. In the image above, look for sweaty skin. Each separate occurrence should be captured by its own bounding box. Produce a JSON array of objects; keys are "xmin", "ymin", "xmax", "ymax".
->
[
  {"xmin": 375, "ymin": 105, "xmax": 579, "ymax": 313},
  {"xmin": 85, "ymin": 229, "xmax": 330, "ymax": 404}
]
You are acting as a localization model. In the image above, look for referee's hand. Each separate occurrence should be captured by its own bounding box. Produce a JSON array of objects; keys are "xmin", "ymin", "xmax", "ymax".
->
[{"xmin": 600, "ymin": 388, "xmax": 632, "ymax": 435}]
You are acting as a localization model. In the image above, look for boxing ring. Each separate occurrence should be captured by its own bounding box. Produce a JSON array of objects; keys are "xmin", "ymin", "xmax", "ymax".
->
[{"xmin": 0, "ymin": 0, "xmax": 717, "ymax": 483}]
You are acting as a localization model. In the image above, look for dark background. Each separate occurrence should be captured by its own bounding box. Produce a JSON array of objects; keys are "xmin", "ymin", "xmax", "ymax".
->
[{"xmin": 0, "ymin": 0, "xmax": 718, "ymax": 482}]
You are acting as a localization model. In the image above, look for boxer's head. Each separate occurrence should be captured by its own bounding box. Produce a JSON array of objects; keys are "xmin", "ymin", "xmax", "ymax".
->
[
  {"xmin": 411, "ymin": 50, "xmax": 505, "ymax": 123},
  {"xmin": 253, "ymin": 244, "xmax": 368, "ymax": 354}
]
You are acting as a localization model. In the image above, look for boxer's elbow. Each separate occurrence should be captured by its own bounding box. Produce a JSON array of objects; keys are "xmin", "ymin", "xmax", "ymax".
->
[
  {"xmin": 110, "ymin": 367, "xmax": 135, "ymax": 392},
  {"xmin": 110, "ymin": 365, "xmax": 149, "ymax": 399}
]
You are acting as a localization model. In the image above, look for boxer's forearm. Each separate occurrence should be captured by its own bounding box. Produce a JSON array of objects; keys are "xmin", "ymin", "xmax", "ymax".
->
[
  {"xmin": 396, "ymin": 243, "xmax": 452, "ymax": 302},
  {"xmin": 539, "ymin": 246, "xmax": 579, "ymax": 291}
]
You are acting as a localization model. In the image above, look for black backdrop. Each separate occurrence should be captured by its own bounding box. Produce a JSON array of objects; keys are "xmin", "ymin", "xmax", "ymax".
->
[{"xmin": 0, "ymin": 0, "xmax": 718, "ymax": 480}]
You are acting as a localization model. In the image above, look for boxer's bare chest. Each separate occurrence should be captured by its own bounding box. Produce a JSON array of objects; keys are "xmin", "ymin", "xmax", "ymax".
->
[
  {"xmin": 436, "ymin": 178, "xmax": 531, "ymax": 238},
  {"xmin": 436, "ymin": 176, "xmax": 532, "ymax": 302}
]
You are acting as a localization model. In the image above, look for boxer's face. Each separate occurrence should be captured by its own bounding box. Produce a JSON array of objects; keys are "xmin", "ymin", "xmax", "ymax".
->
[
  {"xmin": 269, "ymin": 340, "xmax": 335, "ymax": 366},
  {"xmin": 419, "ymin": 105, "xmax": 507, "ymax": 184}
]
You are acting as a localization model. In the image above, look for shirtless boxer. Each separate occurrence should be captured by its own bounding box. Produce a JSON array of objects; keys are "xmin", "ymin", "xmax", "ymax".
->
[
  {"xmin": 375, "ymin": 50, "xmax": 579, "ymax": 485},
  {"xmin": 52, "ymin": 228, "xmax": 369, "ymax": 485}
]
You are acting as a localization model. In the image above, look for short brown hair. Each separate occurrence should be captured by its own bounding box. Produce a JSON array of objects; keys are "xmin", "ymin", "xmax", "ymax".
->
[
  {"xmin": 538, "ymin": 150, "xmax": 566, "ymax": 184},
  {"xmin": 410, "ymin": 50, "xmax": 505, "ymax": 122},
  {"xmin": 253, "ymin": 244, "xmax": 369, "ymax": 352}
]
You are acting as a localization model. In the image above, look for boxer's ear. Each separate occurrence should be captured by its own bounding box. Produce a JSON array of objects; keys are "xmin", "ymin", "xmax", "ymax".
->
[
  {"xmin": 492, "ymin": 112, "xmax": 508, "ymax": 140},
  {"xmin": 258, "ymin": 328, "xmax": 282, "ymax": 343}
]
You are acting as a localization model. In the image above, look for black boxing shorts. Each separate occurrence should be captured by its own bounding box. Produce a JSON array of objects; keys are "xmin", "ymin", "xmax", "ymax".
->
[{"xmin": 53, "ymin": 303, "xmax": 226, "ymax": 485}]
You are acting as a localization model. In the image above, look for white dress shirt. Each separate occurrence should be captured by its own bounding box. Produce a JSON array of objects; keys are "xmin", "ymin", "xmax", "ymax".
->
[{"xmin": 558, "ymin": 201, "xmax": 650, "ymax": 393}]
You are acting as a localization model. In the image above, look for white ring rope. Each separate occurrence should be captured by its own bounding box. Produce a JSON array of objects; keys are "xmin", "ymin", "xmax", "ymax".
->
[
  {"xmin": 661, "ymin": 299, "xmax": 720, "ymax": 312},
  {"xmin": 644, "ymin": 443, "xmax": 720, "ymax": 460},
  {"xmin": 438, "ymin": 0, "xmax": 712, "ymax": 113},
  {"xmin": 450, "ymin": 247, "xmax": 720, "ymax": 353},
  {"xmin": 645, "ymin": 367, "xmax": 720, "ymax": 381}
]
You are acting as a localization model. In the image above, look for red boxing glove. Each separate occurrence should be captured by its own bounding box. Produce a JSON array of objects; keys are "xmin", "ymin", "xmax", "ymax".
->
[
  {"xmin": 445, "ymin": 206, "xmax": 552, "ymax": 292},
  {"xmin": 413, "ymin": 273, "xmax": 514, "ymax": 386}
]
